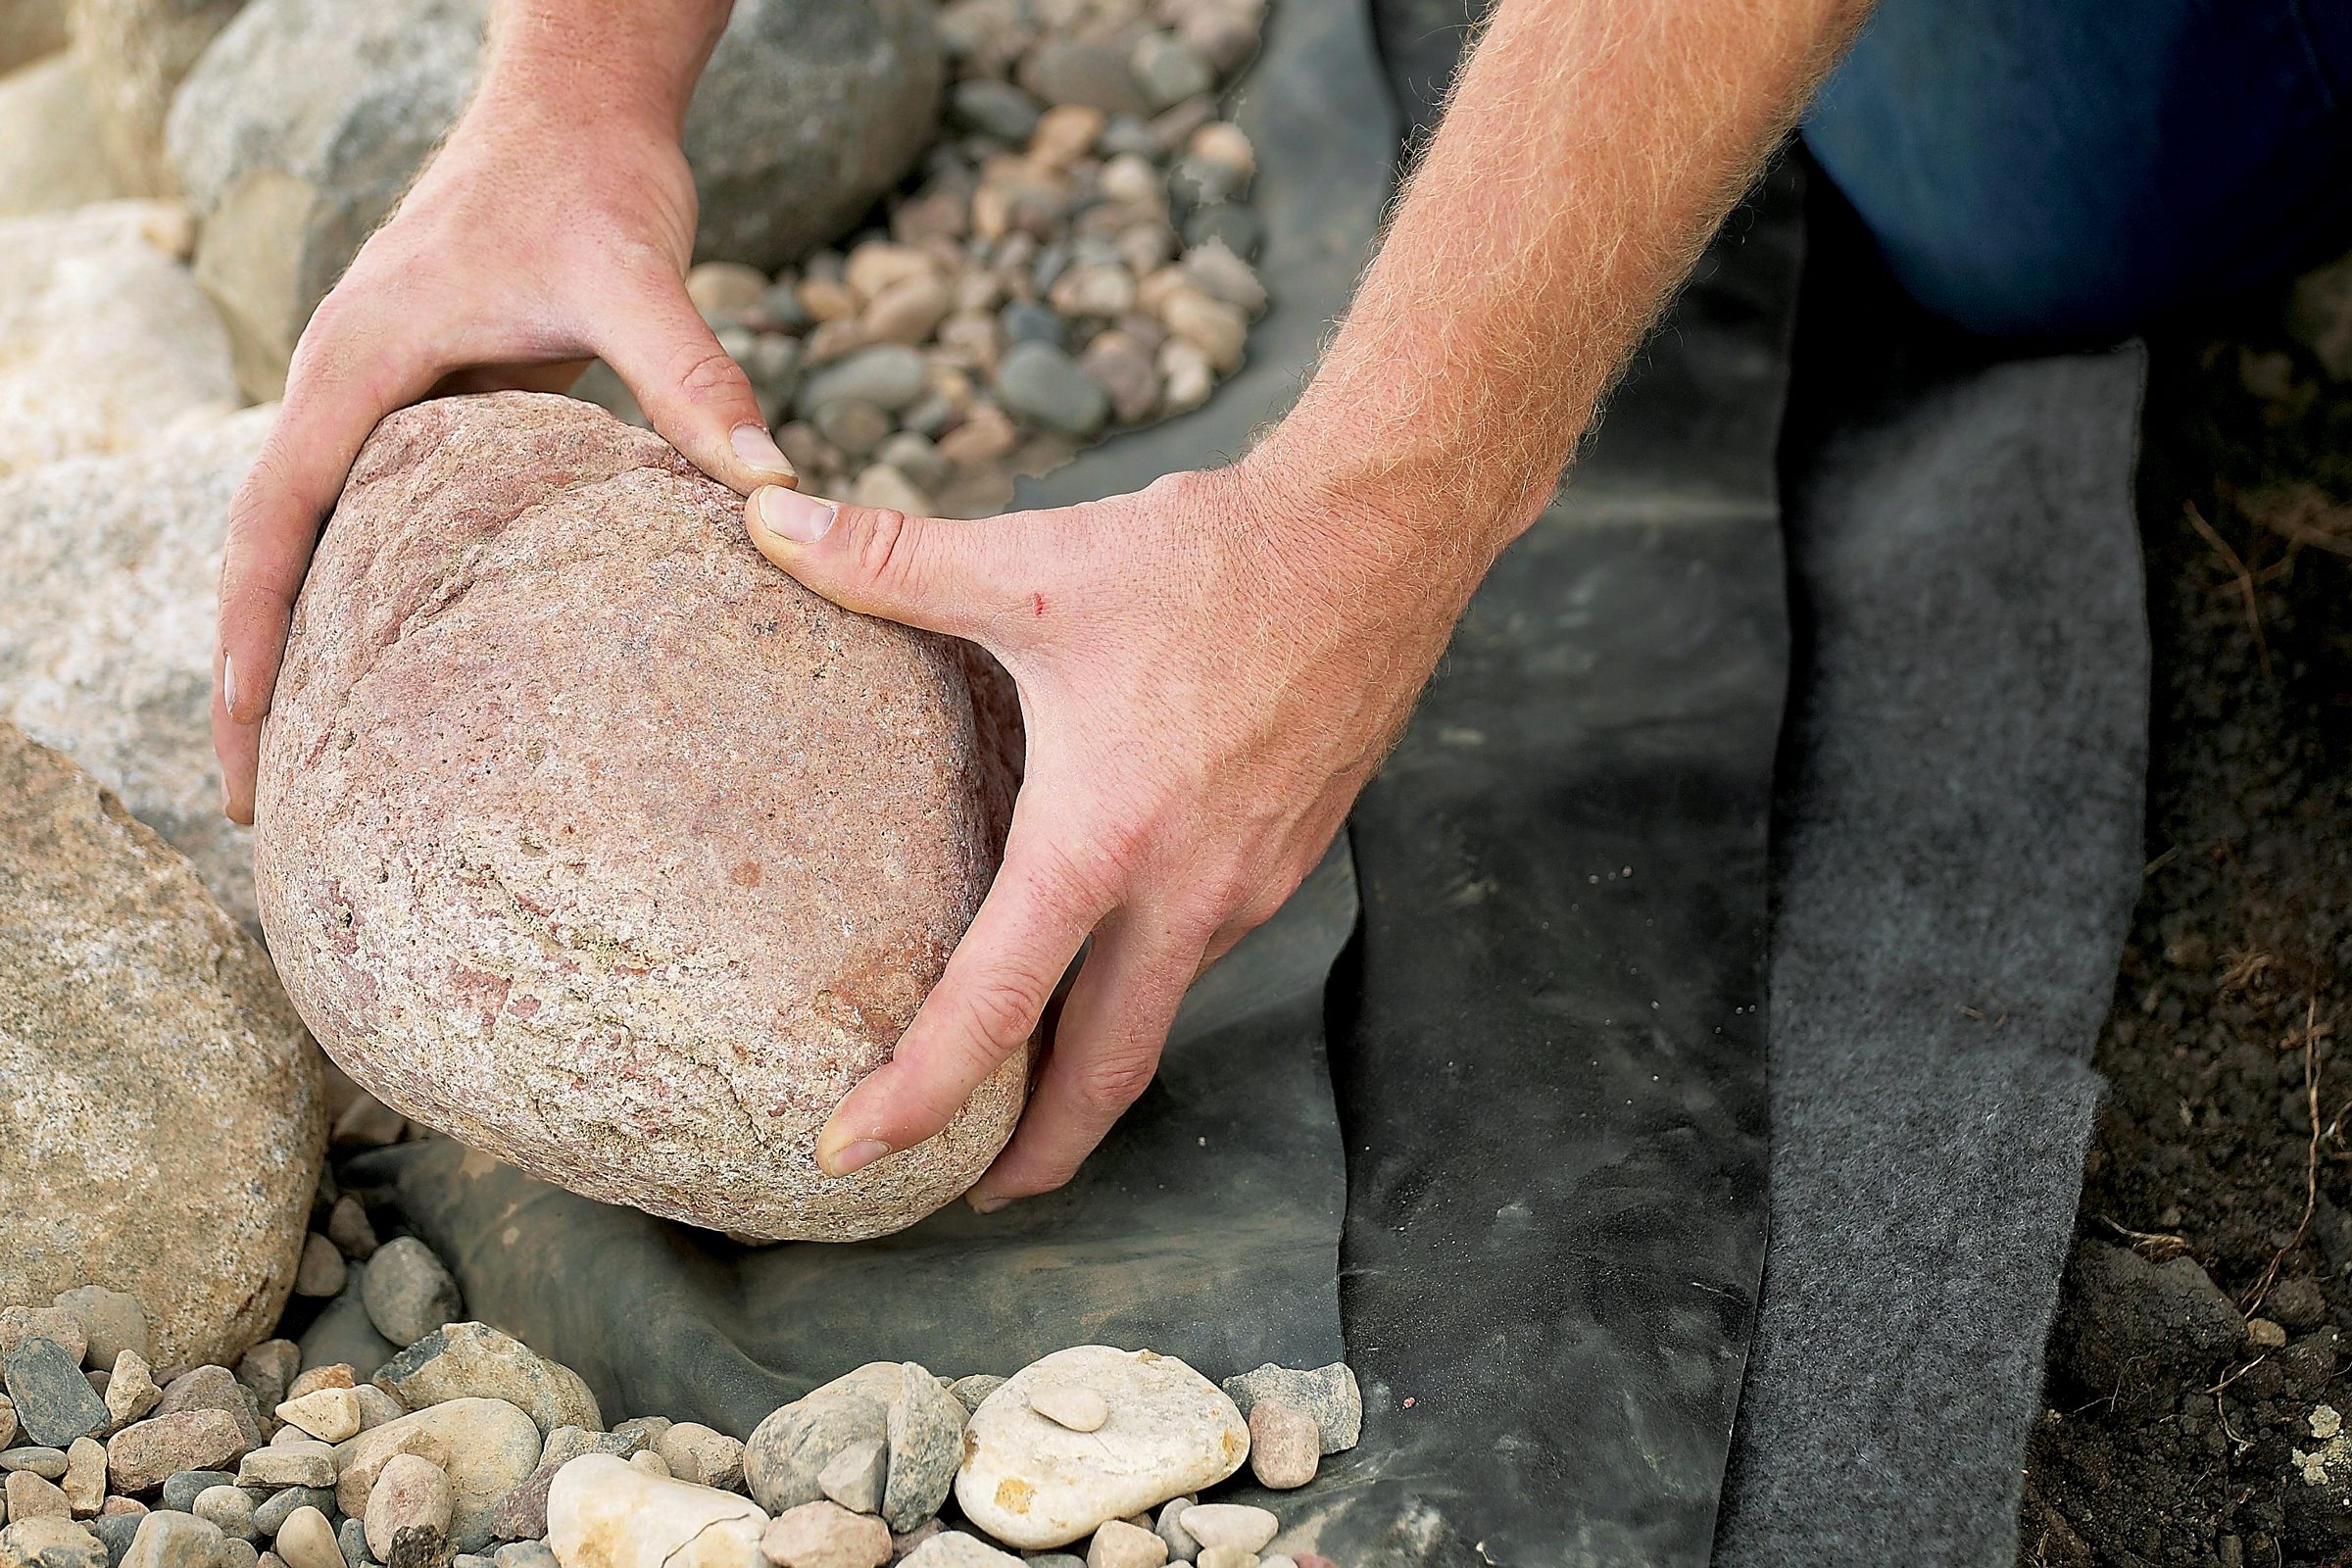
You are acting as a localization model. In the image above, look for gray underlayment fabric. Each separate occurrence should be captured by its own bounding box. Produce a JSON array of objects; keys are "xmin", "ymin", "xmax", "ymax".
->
[{"xmin": 1714, "ymin": 338, "xmax": 2150, "ymax": 1562}]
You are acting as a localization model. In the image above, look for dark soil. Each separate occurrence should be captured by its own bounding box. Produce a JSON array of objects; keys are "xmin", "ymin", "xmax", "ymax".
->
[{"xmin": 2017, "ymin": 280, "xmax": 2352, "ymax": 1566}]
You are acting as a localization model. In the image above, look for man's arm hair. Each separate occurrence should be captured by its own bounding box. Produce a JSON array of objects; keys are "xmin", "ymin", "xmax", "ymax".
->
[
  {"xmin": 479, "ymin": 0, "xmax": 736, "ymax": 135},
  {"xmin": 1268, "ymin": 0, "xmax": 1874, "ymax": 554}
]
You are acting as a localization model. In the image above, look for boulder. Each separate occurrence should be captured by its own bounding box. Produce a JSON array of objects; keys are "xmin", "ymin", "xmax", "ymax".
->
[
  {"xmin": 66, "ymin": 0, "xmax": 246, "ymax": 194},
  {"xmin": 0, "ymin": 52, "xmax": 125, "ymax": 218},
  {"xmin": 547, "ymin": 1456, "xmax": 766, "ymax": 1568},
  {"xmin": 0, "ymin": 408, "xmax": 271, "ymax": 927},
  {"xmin": 0, "ymin": 1, "xmax": 66, "ymax": 74},
  {"xmin": 0, "ymin": 201, "xmax": 239, "ymax": 475},
  {"xmin": 253, "ymin": 393, "xmax": 1024, "ymax": 1242},
  {"xmin": 165, "ymin": 0, "xmax": 940, "ymax": 401},
  {"xmin": 0, "ymin": 723, "xmax": 327, "ymax": 1369}
]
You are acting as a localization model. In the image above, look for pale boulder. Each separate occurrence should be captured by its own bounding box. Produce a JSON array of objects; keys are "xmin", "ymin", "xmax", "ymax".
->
[
  {"xmin": 954, "ymin": 1349, "xmax": 1249, "ymax": 1550},
  {"xmin": 0, "ymin": 408, "xmax": 271, "ymax": 927},
  {"xmin": 253, "ymin": 393, "xmax": 1025, "ymax": 1242},
  {"xmin": 0, "ymin": 0, "xmax": 67, "ymax": 74},
  {"xmin": 0, "ymin": 53, "xmax": 125, "ymax": 218},
  {"xmin": 546, "ymin": 1456, "xmax": 765, "ymax": 1568},
  {"xmin": 0, "ymin": 202, "xmax": 238, "ymax": 476},
  {"xmin": 67, "ymin": 0, "xmax": 245, "ymax": 193}
]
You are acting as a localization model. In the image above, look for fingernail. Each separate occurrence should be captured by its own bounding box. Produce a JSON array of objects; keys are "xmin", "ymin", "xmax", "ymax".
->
[
  {"xmin": 731, "ymin": 422, "xmax": 798, "ymax": 480},
  {"xmin": 827, "ymin": 1138, "xmax": 890, "ymax": 1177},
  {"xmin": 222, "ymin": 654, "xmax": 239, "ymax": 721},
  {"xmin": 967, "ymin": 1191, "xmax": 1011, "ymax": 1215},
  {"xmin": 757, "ymin": 485, "xmax": 837, "ymax": 545}
]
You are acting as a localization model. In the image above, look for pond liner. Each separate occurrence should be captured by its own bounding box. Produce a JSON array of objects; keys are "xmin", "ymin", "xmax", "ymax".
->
[{"xmin": 353, "ymin": 0, "xmax": 1806, "ymax": 1562}]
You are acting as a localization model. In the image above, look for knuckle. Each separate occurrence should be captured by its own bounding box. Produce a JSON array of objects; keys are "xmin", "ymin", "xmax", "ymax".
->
[
  {"xmin": 848, "ymin": 508, "xmax": 916, "ymax": 591},
  {"xmin": 671, "ymin": 345, "xmax": 751, "ymax": 408},
  {"xmin": 1071, "ymin": 1050, "xmax": 1158, "ymax": 1113},
  {"xmin": 956, "ymin": 973, "xmax": 1044, "ymax": 1054}
]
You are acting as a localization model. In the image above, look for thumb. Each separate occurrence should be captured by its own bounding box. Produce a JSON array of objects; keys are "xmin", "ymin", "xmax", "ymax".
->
[
  {"xmin": 590, "ymin": 282, "xmax": 797, "ymax": 497},
  {"xmin": 747, "ymin": 487, "xmax": 1026, "ymax": 643}
]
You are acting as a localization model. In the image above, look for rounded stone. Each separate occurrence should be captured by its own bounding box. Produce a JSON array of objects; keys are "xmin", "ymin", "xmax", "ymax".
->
[
  {"xmin": 363, "ymin": 1455, "xmax": 452, "ymax": 1568},
  {"xmin": 1242, "ymin": 1401, "xmax": 1314, "ymax": 1491},
  {"xmin": 253, "ymin": 393, "xmax": 1025, "ymax": 1242},
  {"xmin": 355, "ymin": 1242, "xmax": 460, "ymax": 1351},
  {"xmin": 0, "ymin": 726, "xmax": 327, "ymax": 1370}
]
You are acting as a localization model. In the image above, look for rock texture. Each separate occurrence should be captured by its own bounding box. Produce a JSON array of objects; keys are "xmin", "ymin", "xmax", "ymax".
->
[
  {"xmin": 546, "ymin": 1457, "xmax": 765, "ymax": 1568},
  {"xmin": 0, "ymin": 723, "xmax": 327, "ymax": 1368},
  {"xmin": 253, "ymin": 393, "xmax": 1024, "ymax": 1242},
  {"xmin": 0, "ymin": 408, "xmax": 271, "ymax": 927},
  {"xmin": 954, "ymin": 1348, "xmax": 1248, "ymax": 1550},
  {"xmin": 67, "ymin": 0, "xmax": 246, "ymax": 193},
  {"xmin": 0, "ymin": 0, "xmax": 68, "ymax": 74},
  {"xmin": 165, "ymin": 0, "xmax": 938, "ymax": 400},
  {"xmin": 0, "ymin": 201, "xmax": 238, "ymax": 475},
  {"xmin": 0, "ymin": 52, "xmax": 125, "ymax": 218}
]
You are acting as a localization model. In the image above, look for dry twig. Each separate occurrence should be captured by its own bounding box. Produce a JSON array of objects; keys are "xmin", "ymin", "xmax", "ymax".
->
[{"xmin": 2187, "ymin": 502, "xmax": 2274, "ymax": 681}]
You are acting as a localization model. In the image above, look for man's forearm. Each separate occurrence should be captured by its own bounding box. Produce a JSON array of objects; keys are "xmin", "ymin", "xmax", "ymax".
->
[
  {"xmin": 478, "ymin": 0, "xmax": 735, "ymax": 134},
  {"xmin": 1268, "ymin": 0, "xmax": 1870, "ymax": 556}
]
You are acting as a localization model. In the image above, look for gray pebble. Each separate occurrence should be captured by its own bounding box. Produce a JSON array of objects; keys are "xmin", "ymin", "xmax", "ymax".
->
[
  {"xmin": 161, "ymin": 1473, "xmax": 240, "ymax": 1514},
  {"xmin": 797, "ymin": 346, "xmax": 929, "ymax": 418},
  {"xmin": 810, "ymin": 399, "xmax": 891, "ymax": 459},
  {"xmin": 1024, "ymin": 1557, "xmax": 1085, "ymax": 1568},
  {"xmin": 297, "ymin": 1279, "xmax": 396, "ymax": 1386},
  {"xmin": 1129, "ymin": 32, "xmax": 1214, "ymax": 111},
  {"xmin": 0, "ymin": 1447, "xmax": 68, "ymax": 1478},
  {"xmin": 1167, "ymin": 155, "xmax": 1246, "ymax": 209},
  {"xmin": 3, "ymin": 1339, "xmax": 110, "ymax": 1447},
  {"xmin": 881, "ymin": 1363, "xmax": 964, "ymax": 1534},
  {"xmin": 252, "ymin": 1488, "xmax": 334, "ymax": 1539},
  {"xmin": 815, "ymin": 1436, "xmax": 886, "ymax": 1515},
  {"xmin": 1000, "ymin": 301, "xmax": 1066, "ymax": 351},
  {"xmin": 946, "ymin": 1375, "xmax": 1004, "ymax": 1415},
  {"xmin": 50, "ymin": 1291, "xmax": 149, "ymax": 1371},
  {"xmin": 157, "ymin": 1368, "xmax": 261, "ymax": 1453},
  {"xmin": 1019, "ymin": 38, "xmax": 1151, "ymax": 117},
  {"xmin": 1220, "ymin": 1363, "xmax": 1362, "ymax": 1455},
  {"xmin": 219, "ymin": 1540, "xmax": 259, "ymax": 1568},
  {"xmin": 1182, "ymin": 203, "xmax": 1261, "ymax": 259},
  {"xmin": 358, "ymin": 1240, "xmax": 462, "ymax": 1348},
  {"xmin": 92, "ymin": 1512, "xmax": 146, "ymax": 1568},
  {"xmin": 952, "ymin": 80, "xmax": 1043, "ymax": 144},
  {"xmin": 336, "ymin": 1518, "xmax": 370, "ymax": 1568},
  {"xmin": 1098, "ymin": 116, "xmax": 1163, "ymax": 162},
  {"xmin": 451, "ymin": 1557, "xmax": 496, "ymax": 1568},
  {"xmin": 994, "ymin": 341, "xmax": 1108, "ymax": 436},
  {"xmin": 491, "ymin": 1544, "xmax": 556, "ymax": 1568},
  {"xmin": 324, "ymin": 1198, "xmax": 379, "ymax": 1263}
]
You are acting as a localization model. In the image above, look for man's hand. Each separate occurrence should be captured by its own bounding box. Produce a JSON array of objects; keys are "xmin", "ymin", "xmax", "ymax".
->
[
  {"xmin": 212, "ymin": 1, "xmax": 782, "ymax": 823},
  {"xmin": 745, "ymin": 457, "xmax": 1505, "ymax": 1208}
]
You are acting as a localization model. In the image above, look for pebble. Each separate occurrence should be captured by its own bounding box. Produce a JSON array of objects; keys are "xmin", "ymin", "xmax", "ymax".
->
[
  {"xmin": 105, "ymin": 1354, "xmax": 162, "ymax": 1433},
  {"xmin": 546, "ymin": 1456, "xmax": 765, "ymax": 1568},
  {"xmin": 864, "ymin": 275, "xmax": 955, "ymax": 346},
  {"xmin": 317, "ymin": 1201, "xmax": 376, "ymax": 1264},
  {"xmin": 999, "ymin": 302, "xmax": 1066, "ymax": 352},
  {"xmin": 1181, "ymin": 204, "xmax": 1260, "ymax": 261},
  {"xmin": 295, "ymin": 1282, "xmax": 395, "ymax": 1387},
  {"xmin": 61, "ymin": 1440, "xmax": 105, "ymax": 1517},
  {"xmin": 814, "ymin": 1439, "xmax": 885, "ymax": 1516},
  {"xmin": 157, "ymin": 1368, "xmax": 262, "ymax": 1455},
  {"xmin": 1127, "ymin": 34, "xmax": 1213, "ymax": 112},
  {"xmin": 995, "ymin": 341, "xmax": 1107, "ymax": 436},
  {"xmin": 543, "ymin": 1428, "xmax": 643, "ymax": 1473},
  {"xmin": 50, "ymin": 1295, "xmax": 148, "ymax": 1374},
  {"xmin": 119, "ymin": 1512, "xmax": 222, "ymax": 1568},
  {"xmin": 191, "ymin": 1487, "xmax": 257, "ymax": 1542},
  {"xmin": 813, "ymin": 400, "xmax": 891, "ymax": 458},
  {"xmin": 849, "ymin": 463, "xmax": 936, "ymax": 517},
  {"xmin": 159, "ymin": 1473, "xmax": 239, "ymax": 1514},
  {"xmin": 351, "ymin": 1391, "xmax": 403, "ymax": 1436},
  {"xmin": 98, "ymin": 1500, "xmax": 146, "ymax": 1520},
  {"xmin": 1079, "ymin": 334, "xmax": 1159, "ymax": 424},
  {"xmin": 1191, "ymin": 1552, "xmax": 1252, "ymax": 1568},
  {"xmin": 372, "ymin": 1324, "xmax": 600, "ymax": 1438},
  {"xmin": 1020, "ymin": 39, "xmax": 1150, "ymax": 118},
  {"xmin": 93, "ymin": 1513, "xmax": 147, "ymax": 1568},
  {"xmin": 2, "ymin": 1519, "xmax": 107, "ymax": 1568},
  {"xmin": 896, "ymin": 1535, "xmax": 1017, "ymax": 1568},
  {"xmin": 1187, "ymin": 122, "xmax": 1255, "ymax": 181},
  {"xmin": 220, "ymin": 1538, "xmax": 260, "ymax": 1568},
  {"xmin": 1030, "ymin": 1388, "xmax": 1107, "ymax": 1435},
  {"xmin": 252, "ymin": 1488, "xmax": 333, "ymax": 1539},
  {"xmin": 651, "ymin": 1426, "xmax": 743, "ymax": 1494},
  {"xmin": 1, "ymin": 1315, "xmax": 87, "ymax": 1368},
  {"xmin": 275, "ymin": 1390, "xmax": 359, "ymax": 1446},
  {"xmin": 5, "ymin": 1471, "xmax": 69, "ymax": 1521},
  {"xmin": 333, "ymin": 1519, "xmax": 366, "ymax": 1568},
  {"xmin": 951, "ymin": 81, "xmax": 1044, "ymax": 144},
  {"xmin": 844, "ymin": 243, "xmax": 937, "ymax": 303},
  {"xmin": 1156, "ymin": 342, "xmax": 1215, "ymax": 415},
  {"xmin": 364, "ymin": 1455, "xmax": 452, "ymax": 1568},
  {"xmin": 875, "ymin": 431, "xmax": 950, "ymax": 494},
  {"xmin": 2251, "ymin": 1318, "xmax": 2290, "ymax": 1349},
  {"xmin": 881, "ymin": 1365, "xmax": 963, "ymax": 1536},
  {"xmin": 0, "ymin": 1396, "xmax": 14, "ymax": 1450},
  {"xmin": 108, "ymin": 1413, "xmax": 248, "ymax": 1495},
  {"xmin": 1217, "ymin": 1367, "xmax": 1357, "ymax": 1457},
  {"xmin": 610, "ymin": 1420, "xmax": 672, "ymax": 1452},
  {"xmin": 6, "ymin": 1341, "xmax": 110, "ymax": 1448},
  {"xmin": 1177, "ymin": 243, "xmax": 1265, "ymax": 317},
  {"xmin": 759, "ymin": 1501, "xmax": 889, "ymax": 1568},
  {"xmin": 1171, "ymin": 1510, "xmax": 1273, "ymax": 1556},
  {"xmin": 885, "ymin": 1519, "xmax": 942, "ymax": 1562},
  {"xmin": 954, "ymin": 1349, "xmax": 1246, "ymax": 1550},
  {"xmin": 0, "ymin": 1449, "xmax": 67, "ymax": 1478},
  {"xmin": 945, "ymin": 1379, "xmax": 1004, "ymax": 1418},
  {"xmin": 358, "ymin": 1242, "xmax": 462, "ymax": 1349},
  {"xmin": 688, "ymin": 264, "xmax": 773, "ymax": 324},
  {"xmin": 332, "ymin": 1399, "xmax": 541, "ymax": 1554},
  {"xmin": 1084, "ymin": 1522, "xmax": 1165, "ymax": 1568},
  {"xmin": 1152, "ymin": 1499, "xmax": 1198, "ymax": 1565},
  {"xmin": 798, "ymin": 347, "xmax": 930, "ymax": 417},
  {"xmin": 492, "ymin": 1543, "xmax": 557, "ymax": 1568},
  {"xmin": 1243, "ymin": 1402, "xmax": 1315, "ymax": 1491},
  {"xmin": 238, "ymin": 1439, "xmax": 335, "ymax": 1490},
  {"xmin": 330, "ymin": 1098, "xmax": 408, "ymax": 1152},
  {"xmin": 1048, "ymin": 264, "xmax": 1137, "ymax": 320},
  {"xmin": 627, "ymin": 1453, "xmax": 669, "ymax": 1480},
  {"xmin": 292, "ymin": 1239, "xmax": 347, "ymax": 1301},
  {"xmin": 284, "ymin": 1368, "xmax": 352, "ymax": 1405},
  {"xmin": 744, "ymin": 1363, "xmax": 902, "ymax": 1516}
]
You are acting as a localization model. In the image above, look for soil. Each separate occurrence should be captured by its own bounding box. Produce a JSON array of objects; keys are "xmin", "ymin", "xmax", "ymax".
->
[{"xmin": 2017, "ymin": 278, "xmax": 2352, "ymax": 1566}]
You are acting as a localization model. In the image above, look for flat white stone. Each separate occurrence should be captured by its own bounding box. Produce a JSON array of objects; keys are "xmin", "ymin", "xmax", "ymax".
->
[
  {"xmin": 953, "ymin": 1348, "xmax": 1247, "ymax": 1550},
  {"xmin": 547, "ymin": 1454, "xmax": 766, "ymax": 1568}
]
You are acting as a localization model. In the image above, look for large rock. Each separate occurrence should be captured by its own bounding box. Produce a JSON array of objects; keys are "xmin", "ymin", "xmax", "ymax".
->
[
  {"xmin": 0, "ymin": 201, "xmax": 239, "ymax": 475},
  {"xmin": 0, "ymin": 52, "xmax": 125, "ymax": 218},
  {"xmin": 0, "ymin": 408, "xmax": 271, "ymax": 927},
  {"xmin": 66, "ymin": 0, "xmax": 246, "ymax": 193},
  {"xmin": 166, "ymin": 0, "xmax": 941, "ymax": 400},
  {"xmin": 0, "ymin": 723, "xmax": 327, "ymax": 1367},
  {"xmin": 547, "ymin": 1457, "xmax": 766, "ymax": 1568},
  {"xmin": 252, "ymin": 392, "xmax": 1024, "ymax": 1242}
]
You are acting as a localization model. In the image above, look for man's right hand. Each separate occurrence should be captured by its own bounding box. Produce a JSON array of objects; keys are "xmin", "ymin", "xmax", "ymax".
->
[{"xmin": 211, "ymin": 84, "xmax": 794, "ymax": 824}]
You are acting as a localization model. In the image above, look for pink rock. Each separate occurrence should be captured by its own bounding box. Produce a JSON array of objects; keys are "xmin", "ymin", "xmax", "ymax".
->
[{"xmin": 255, "ymin": 392, "xmax": 1026, "ymax": 1242}]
